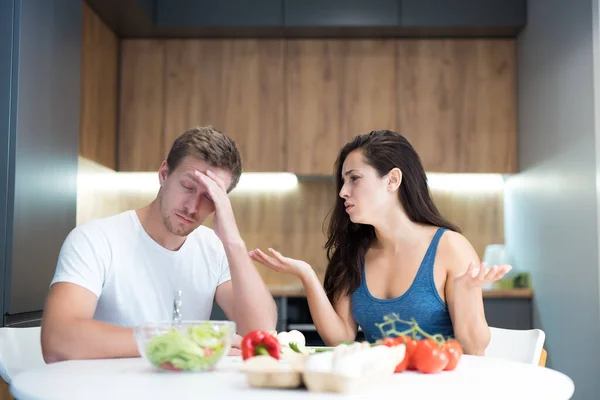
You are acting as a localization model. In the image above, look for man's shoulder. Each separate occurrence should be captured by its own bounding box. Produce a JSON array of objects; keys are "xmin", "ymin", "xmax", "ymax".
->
[{"xmin": 69, "ymin": 211, "xmax": 137, "ymax": 242}]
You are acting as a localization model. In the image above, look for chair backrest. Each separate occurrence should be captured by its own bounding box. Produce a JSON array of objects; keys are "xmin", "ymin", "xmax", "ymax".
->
[
  {"xmin": 0, "ymin": 327, "xmax": 45, "ymax": 384},
  {"xmin": 485, "ymin": 327, "xmax": 545, "ymax": 365}
]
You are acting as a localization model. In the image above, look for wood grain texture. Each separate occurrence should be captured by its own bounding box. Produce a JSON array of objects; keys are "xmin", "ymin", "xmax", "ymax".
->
[
  {"xmin": 77, "ymin": 175, "xmax": 504, "ymax": 286},
  {"xmin": 286, "ymin": 40, "xmax": 342, "ymax": 175},
  {"xmin": 118, "ymin": 40, "xmax": 166, "ymax": 171},
  {"xmin": 117, "ymin": 38, "xmax": 517, "ymax": 175},
  {"xmin": 432, "ymin": 187, "xmax": 505, "ymax": 258},
  {"xmin": 483, "ymin": 288, "xmax": 533, "ymax": 299},
  {"xmin": 338, "ymin": 40, "xmax": 398, "ymax": 144},
  {"xmin": 286, "ymin": 40, "xmax": 398, "ymax": 175},
  {"xmin": 163, "ymin": 40, "xmax": 285, "ymax": 172},
  {"xmin": 398, "ymin": 40, "xmax": 517, "ymax": 173},
  {"xmin": 0, "ymin": 378, "xmax": 14, "ymax": 400},
  {"xmin": 80, "ymin": 3, "xmax": 118, "ymax": 169},
  {"xmin": 539, "ymin": 348, "xmax": 547, "ymax": 367},
  {"xmin": 221, "ymin": 183, "xmax": 335, "ymax": 286}
]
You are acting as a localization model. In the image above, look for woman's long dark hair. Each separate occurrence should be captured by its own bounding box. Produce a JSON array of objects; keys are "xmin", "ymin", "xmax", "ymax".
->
[{"xmin": 323, "ymin": 130, "xmax": 460, "ymax": 304}]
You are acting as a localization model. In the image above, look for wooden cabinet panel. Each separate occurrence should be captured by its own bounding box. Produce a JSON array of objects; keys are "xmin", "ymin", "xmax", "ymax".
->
[
  {"xmin": 117, "ymin": 38, "xmax": 516, "ymax": 174},
  {"xmin": 286, "ymin": 40, "xmax": 343, "ymax": 175},
  {"xmin": 286, "ymin": 40, "xmax": 397, "ymax": 175},
  {"xmin": 338, "ymin": 40, "xmax": 398, "ymax": 145},
  {"xmin": 163, "ymin": 39, "xmax": 285, "ymax": 172},
  {"xmin": 118, "ymin": 40, "xmax": 166, "ymax": 171},
  {"xmin": 398, "ymin": 39, "xmax": 516, "ymax": 173},
  {"xmin": 80, "ymin": 4, "xmax": 118, "ymax": 169}
]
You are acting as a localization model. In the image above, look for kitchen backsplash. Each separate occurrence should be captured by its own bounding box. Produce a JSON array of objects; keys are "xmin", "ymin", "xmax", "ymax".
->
[{"xmin": 77, "ymin": 157, "xmax": 504, "ymax": 286}]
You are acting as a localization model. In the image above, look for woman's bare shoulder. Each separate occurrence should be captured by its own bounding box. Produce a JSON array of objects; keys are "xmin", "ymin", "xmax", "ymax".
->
[{"xmin": 437, "ymin": 230, "xmax": 480, "ymax": 273}]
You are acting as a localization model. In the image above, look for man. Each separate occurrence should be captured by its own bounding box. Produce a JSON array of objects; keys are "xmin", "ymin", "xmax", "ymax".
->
[{"xmin": 41, "ymin": 126, "xmax": 277, "ymax": 363}]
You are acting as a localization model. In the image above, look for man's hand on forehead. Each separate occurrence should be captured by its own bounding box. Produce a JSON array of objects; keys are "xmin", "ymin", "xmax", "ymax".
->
[
  {"xmin": 193, "ymin": 169, "xmax": 241, "ymax": 244},
  {"xmin": 194, "ymin": 170, "xmax": 227, "ymax": 191},
  {"xmin": 189, "ymin": 168, "xmax": 229, "ymax": 192}
]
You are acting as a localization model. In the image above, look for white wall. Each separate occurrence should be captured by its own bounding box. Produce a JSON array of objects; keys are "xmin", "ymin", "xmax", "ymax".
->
[{"xmin": 505, "ymin": 0, "xmax": 600, "ymax": 398}]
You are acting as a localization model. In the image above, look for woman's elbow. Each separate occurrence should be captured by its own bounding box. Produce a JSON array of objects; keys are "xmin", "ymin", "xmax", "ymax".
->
[{"xmin": 457, "ymin": 327, "xmax": 490, "ymax": 356}]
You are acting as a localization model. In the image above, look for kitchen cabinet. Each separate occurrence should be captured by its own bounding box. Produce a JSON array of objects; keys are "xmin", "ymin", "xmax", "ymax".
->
[
  {"xmin": 155, "ymin": 0, "xmax": 283, "ymax": 27},
  {"xmin": 162, "ymin": 39, "xmax": 286, "ymax": 172},
  {"xmin": 398, "ymin": 39, "xmax": 517, "ymax": 173},
  {"xmin": 80, "ymin": 3, "xmax": 118, "ymax": 169},
  {"xmin": 483, "ymin": 298, "xmax": 532, "ymax": 330},
  {"xmin": 284, "ymin": 0, "xmax": 399, "ymax": 27},
  {"xmin": 400, "ymin": 0, "xmax": 526, "ymax": 30},
  {"xmin": 286, "ymin": 40, "xmax": 397, "ymax": 175},
  {"xmin": 117, "ymin": 38, "xmax": 516, "ymax": 174},
  {"xmin": 118, "ymin": 40, "xmax": 166, "ymax": 171},
  {"xmin": 88, "ymin": 0, "xmax": 525, "ymax": 38}
]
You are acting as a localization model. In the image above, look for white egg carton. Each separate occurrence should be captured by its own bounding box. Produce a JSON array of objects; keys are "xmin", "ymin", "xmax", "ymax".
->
[
  {"xmin": 246, "ymin": 370, "xmax": 303, "ymax": 389},
  {"xmin": 302, "ymin": 371, "xmax": 394, "ymax": 394},
  {"xmin": 242, "ymin": 342, "xmax": 406, "ymax": 393},
  {"xmin": 242, "ymin": 352, "xmax": 308, "ymax": 389}
]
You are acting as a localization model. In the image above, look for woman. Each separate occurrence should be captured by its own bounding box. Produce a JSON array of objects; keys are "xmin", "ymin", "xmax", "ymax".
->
[{"xmin": 250, "ymin": 130, "xmax": 510, "ymax": 355}]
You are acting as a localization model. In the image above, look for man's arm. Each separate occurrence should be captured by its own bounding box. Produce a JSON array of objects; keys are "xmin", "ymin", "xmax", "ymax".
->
[
  {"xmin": 197, "ymin": 170, "xmax": 277, "ymax": 335},
  {"xmin": 215, "ymin": 243, "xmax": 278, "ymax": 335},
  {"xmin": 41, "ymin": 282, "xmax": 139, "ymax": 363}
]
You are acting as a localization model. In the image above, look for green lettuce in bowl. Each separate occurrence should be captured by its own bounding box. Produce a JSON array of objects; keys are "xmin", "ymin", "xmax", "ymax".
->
[{"xmin": 134, "ymin": 320, "xmax": 235, "ymax": 372}]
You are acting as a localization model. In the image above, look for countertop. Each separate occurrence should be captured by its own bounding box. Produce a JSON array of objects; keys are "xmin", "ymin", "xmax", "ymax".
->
[{"xmin": 267, "ymin": 285, "xmax": 533, "ymax": 299}]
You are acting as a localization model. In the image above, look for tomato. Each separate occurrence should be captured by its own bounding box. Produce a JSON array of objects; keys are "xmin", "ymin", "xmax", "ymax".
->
[
  {"xmin": 380, "ymin": 338, "xmax": 399, "ymax": 347},
  {"xmin": 442, "ymin": 340, "xmax": 463, "ymax": 371},
  {"xmin": 160, "ymin": 362, "xmax": 183, "ymax": 371},
  {"xmin": 393, "ymin": 336, "xmax": 418, "ymax": 372},
  {"xmin": 412, "ymin": 338, "xmax": 449, "ymax": 374},
  {"xmin": 396, "ymin": 336, "xmax": 418, "ymax": 371}
]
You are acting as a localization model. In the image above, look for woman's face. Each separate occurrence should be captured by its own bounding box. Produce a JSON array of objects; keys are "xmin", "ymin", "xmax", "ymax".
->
[{"xmin": 339, "ymin": 150, "xmax": 399, "ymax": 224}]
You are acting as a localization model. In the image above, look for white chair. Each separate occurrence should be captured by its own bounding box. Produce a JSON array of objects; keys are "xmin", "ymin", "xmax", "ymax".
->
[
  {"xmin": 485, "ymin": 327, "xmax": 546, "ymax": 366},
  {"xmin": 0, "ymin": 326, "xmax": 45, "ymax": 386}
]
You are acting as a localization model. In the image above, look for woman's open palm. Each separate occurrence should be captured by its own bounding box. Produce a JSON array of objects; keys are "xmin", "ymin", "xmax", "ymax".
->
[{"xmin": 249, "ymin": 248, "xmax": 313, "ymax": 279}]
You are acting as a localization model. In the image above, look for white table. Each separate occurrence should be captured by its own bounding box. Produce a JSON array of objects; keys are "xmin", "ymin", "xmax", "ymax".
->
[{"xmin": 11, "ymin": 355, "xmax": 574, "ymax": 400}]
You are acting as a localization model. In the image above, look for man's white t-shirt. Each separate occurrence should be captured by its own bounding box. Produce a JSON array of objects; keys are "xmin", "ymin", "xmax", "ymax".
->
[{"xmin": 50, "ymin": 210, "xmax": 231, "ymax": 327}]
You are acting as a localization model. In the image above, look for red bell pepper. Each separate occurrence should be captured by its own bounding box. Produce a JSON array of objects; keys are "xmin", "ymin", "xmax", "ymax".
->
[{"xmin": 241, "ymin": 330, "xmax": 281, "ymax": 360}]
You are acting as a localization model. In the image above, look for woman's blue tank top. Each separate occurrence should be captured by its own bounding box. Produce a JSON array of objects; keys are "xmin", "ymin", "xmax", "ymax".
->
[{"xmin": 351, "ymin": 227, "xmax": 454, "ymax": 342}]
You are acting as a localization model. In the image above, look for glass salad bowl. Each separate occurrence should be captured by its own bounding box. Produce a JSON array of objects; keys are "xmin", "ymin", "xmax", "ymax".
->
[{"xmin": 134, "ymin": 320, "xmax": 236, "ymax": 372}]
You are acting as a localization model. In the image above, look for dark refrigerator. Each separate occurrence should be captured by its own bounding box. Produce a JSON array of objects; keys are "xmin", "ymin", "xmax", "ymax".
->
[{"xmin": 0, "ymin": 0, "xmax": 81, "ymax": 327}]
